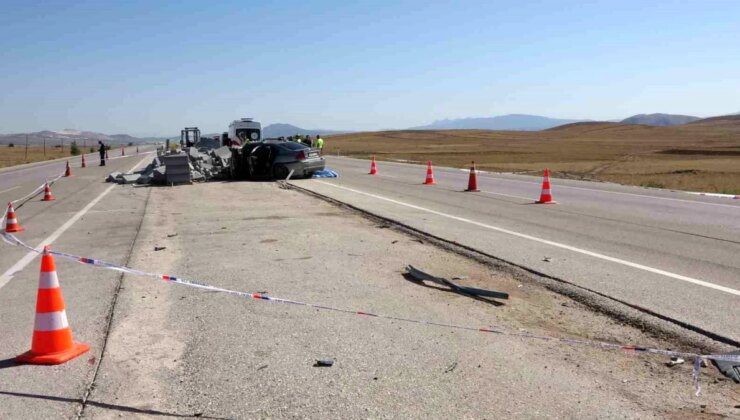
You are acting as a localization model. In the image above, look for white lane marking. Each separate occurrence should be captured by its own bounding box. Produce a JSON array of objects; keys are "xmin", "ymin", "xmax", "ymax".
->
[
  {"xmin": 480, "ymin": 190, "xmax": 532, "ymax": 201},
  {"xmin": 329, "ymin": 156, "xmax": 740, "ymax": 209},
  {"xmin": 478, "ymin": 175, "xmax": 740, "ymax": 209},
  {"xmin": 0, "ymin": 155, "xmax": 150, "ymax": 291},
  {"xmin": 315, "ymin": 181, "xmax": 740, "ymax": 297},
  {"xmin": 0, "ymin": 186, "xmax": 20, "ymax": 194}
]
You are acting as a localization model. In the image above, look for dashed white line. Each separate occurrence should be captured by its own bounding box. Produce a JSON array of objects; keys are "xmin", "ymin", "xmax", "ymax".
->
[
  {"xmin": 0, "ymin": 155, "xmax": 150, "ymax": 291},
  {"xmin": 315, "ymin": 180, "xmax": 740, "ymax": 297},
  {"xmin": 0, "ymin": 186, "xmax": 20, "ymax": 194}
]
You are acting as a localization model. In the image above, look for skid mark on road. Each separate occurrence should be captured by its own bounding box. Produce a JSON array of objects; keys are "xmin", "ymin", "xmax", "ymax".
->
[
  {"xmin": 315, "ymin": 181, "xmax": 740, "ymax": 297},
  {"xmin": 0, "ymin": 156, "xmax": 151, "ymax": 291}
]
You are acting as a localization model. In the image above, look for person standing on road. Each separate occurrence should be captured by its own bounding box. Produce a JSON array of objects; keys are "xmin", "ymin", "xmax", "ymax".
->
[
  {"xmin": 315, "ymin": 135, "xmax": 324, "ymax": 154},
  {"xmin": 98, "ymin": 141, "xmax": 106, "ymax": 166}
]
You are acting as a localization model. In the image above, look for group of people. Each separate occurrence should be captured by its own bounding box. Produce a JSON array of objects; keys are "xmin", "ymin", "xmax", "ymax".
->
[{"xmin": 286, "ymin": 134, "xmax": 325, "ymax": 154}]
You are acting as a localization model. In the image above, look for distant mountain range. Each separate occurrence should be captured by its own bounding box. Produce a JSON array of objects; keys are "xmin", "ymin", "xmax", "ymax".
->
[
  {"xmin": 0, "ymin": 129, "xmax": 146, "ymax": 146},
  {"xmin": 410, "ymin": 114, "xmax": 587, "ymax": 131},
  {"xmin": 619, "ymin": 113, "xmax": 700, "ymax": 126},
  {"xmin": 262, "ymin": 123, "xmax": 346, "ymax": 138},
  {"xmin": 2, "ymin": 112, "xmax": 735, "ymax": 145}
]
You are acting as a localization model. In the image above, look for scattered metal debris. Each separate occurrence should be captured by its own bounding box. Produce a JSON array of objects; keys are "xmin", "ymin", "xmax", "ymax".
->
[
  {"xmin": 667, "ymin": 357, "xmax": 685, "ymax": 367},
  {"xmin": 444, "ymin": 361, "xmax": 458, "ymax": 373},
  {"xmin": 404, "ymin": 265, "xmax": 509, "ymax": 300},
  {"xmin": 712, "ymin": 350, "xmax": 740, "ymax": 383},
  {"xmin": 314, "ymin": 359, "xmax": 334, "ymax": 367},
  {"xmin": 154, "ymin": 246, "xmax": 166, "ymax": 251},
  {"xmin": 543, "ymin": 257, "xmax": 552, "ymax": 262}
]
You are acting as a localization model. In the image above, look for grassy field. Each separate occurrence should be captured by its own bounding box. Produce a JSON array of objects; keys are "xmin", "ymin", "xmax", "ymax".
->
[
  {"xmin": 0, "ymin": 145, "xmax": 94, "ymax": 169},
  {"xmin": 325, "ymin": 117, "xmax": 740, "ymax": 194}
]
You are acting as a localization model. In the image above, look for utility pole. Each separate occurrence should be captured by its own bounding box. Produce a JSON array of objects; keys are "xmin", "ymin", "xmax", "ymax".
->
[
  {"xmin": 61, "ymin": 139, "xmax": 64, "ymax": 153},
  {"xmin": 25, "ymin": 134, "xmax": 29, "ymax": 160},
  {"xmin": 43, "ymin": 136, "xmax": 46, "ymax": 156}
]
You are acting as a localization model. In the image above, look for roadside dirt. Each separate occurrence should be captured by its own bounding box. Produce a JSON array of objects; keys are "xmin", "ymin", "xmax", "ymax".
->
[{"xmin": 84, "ymin": 181, "xmax": 738, "ymax": 418}]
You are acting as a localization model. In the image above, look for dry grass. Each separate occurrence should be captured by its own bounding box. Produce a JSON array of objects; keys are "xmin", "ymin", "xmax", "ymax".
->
[
  {"xmin": 0, "ymin": 146, "xmax": 90, "ymax": 169},
  {"xmin": 325, "ymin": 120, "xmax": 740, "ymax": 194}
]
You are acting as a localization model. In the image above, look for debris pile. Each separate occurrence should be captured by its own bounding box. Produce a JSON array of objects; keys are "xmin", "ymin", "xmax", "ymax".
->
[{"xmin": 106, "ymin": 145, "xmax": 232, "ymax": 186}]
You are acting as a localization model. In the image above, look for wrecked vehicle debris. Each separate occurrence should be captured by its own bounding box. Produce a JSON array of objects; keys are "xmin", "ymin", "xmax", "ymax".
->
[
  {"xmin": 107, "ymin": 119, "xmax": 326, "ymax": 185},
  {"xmin": 404, "ymin": 265, "xmax": 509, "ymax": 300},
  {"xmin": 229, "ymin": 139, "xmax": 325, "ymax": 180},
  {"xmin": 712, "ymin": 350, "xmax": 740, "ymax": 383},
  {"xmin": 314, "ymin": 358, "xmax": 334, "ymax": 367}
]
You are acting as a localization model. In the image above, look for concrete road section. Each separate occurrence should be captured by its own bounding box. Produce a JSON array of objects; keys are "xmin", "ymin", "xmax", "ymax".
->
[
  {"xmin": 0, "ymin": 158, "xmax": 737, "ymax": 418},
  {"xmin": 295, "ymin": 156, "xmax": 740, "ymax": 344},
  {"xmin": 76, "ymin": 183, "xmax": 738, "ymax": 417}
]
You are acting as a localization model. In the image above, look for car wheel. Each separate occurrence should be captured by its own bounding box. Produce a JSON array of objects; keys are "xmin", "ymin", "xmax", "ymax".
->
[{"xmin": 273, "ymin": 164, "xmax": 289, "ymax": 180}]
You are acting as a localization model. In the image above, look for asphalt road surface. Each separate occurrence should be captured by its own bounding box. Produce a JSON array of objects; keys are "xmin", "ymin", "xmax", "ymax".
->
[
  {"xmin": 0, "ymin": 153, "xmax": 737, "ymax": 418},
  {"xmin": 297, "ymin": 156, "xmax": 740, "ymax": 344},
  {"xmin": 0, "ymin": 145, "xmax": 146, "ymax": 195}
]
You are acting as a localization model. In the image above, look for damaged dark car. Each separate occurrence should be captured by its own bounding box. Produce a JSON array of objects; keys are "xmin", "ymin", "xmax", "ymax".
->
[{"xmin": 229, "ymin": 140, "xmax": 325, "ymax": 180}]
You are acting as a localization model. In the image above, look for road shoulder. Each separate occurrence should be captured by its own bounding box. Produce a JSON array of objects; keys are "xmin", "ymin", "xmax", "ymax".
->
[{"xmin": 84, "ymin": 181, "xmax": 738, "ymax": 418}]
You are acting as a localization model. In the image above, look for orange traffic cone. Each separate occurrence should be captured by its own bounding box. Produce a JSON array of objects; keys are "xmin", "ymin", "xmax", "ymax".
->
[
  {"xmin": 424, "ymin": 161, "xmax": 436, "ymax": 185},
  {"xmin": 64, "ymin": 161, "xmax": 72, "ymax": 177},
  {"xmin": 41, "ymin": 183, "xmax": 55, "ymax": 201},
  {"xmin": 369, "ymin": 156, "xmax": 378, "ymax": 175},
  {"xmin": 536, "ymin": 168, "xmax": 556, "ymax": 204},
  {"xmin": 465, "ymin": 161, "xmax": 480, "ymax": 192},
  {"xmin": 4, "ymin": 202, "xmax": 24, "ymax": 233},
  {"xmin": 81, "ymin": 154, "xmax": 86, "ymax": 168},
  {"xmin": 121, "ymin": 145, "xmax": 125, "ymax": 156},
  {"xmin": 16, "ymin": 246, "xmax": 89, "ymax": 365}
]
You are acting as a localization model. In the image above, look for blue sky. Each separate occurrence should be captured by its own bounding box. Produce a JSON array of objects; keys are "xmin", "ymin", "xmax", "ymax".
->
[{"xmin": 1, "ymin": 0, "xmax": 738, "ymax": 136}]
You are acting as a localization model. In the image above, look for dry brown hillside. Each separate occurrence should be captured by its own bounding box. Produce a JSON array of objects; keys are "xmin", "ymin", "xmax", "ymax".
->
[{"xmin": 325, "ymin": 119, "xmax": 740, "ymax": 194}]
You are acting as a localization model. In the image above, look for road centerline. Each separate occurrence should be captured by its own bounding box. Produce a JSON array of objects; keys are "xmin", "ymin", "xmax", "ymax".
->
[{"xmin": 314, "ymin": 180, "xmax": 740, "ymax": 297}]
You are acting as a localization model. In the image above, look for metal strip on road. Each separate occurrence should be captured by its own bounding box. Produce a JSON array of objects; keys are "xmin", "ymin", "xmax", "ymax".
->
[
  {"xmin": 0, "ymin": 155, "xmax": 151, "ymax": 291},
  {"xmin": 315, "ymin": 180, "xmax": 740, "ymax": 297}
]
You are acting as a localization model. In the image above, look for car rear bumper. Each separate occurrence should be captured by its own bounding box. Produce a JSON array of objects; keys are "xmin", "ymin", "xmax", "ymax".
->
[{"xmin": 284, "ymin": 159, "xmax": 325, "ymax": 177}]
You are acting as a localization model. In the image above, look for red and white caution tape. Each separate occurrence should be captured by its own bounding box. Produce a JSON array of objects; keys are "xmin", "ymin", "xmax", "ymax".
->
[{"xmin": 1, "ymin": 173, "xmax": 738, "ymax": 396}]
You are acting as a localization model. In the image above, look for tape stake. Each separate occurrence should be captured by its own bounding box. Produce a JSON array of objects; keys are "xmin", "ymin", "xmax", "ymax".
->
[{"xmin": 692, "ymin": 357, "xmax": 703, "ymax": 396}]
